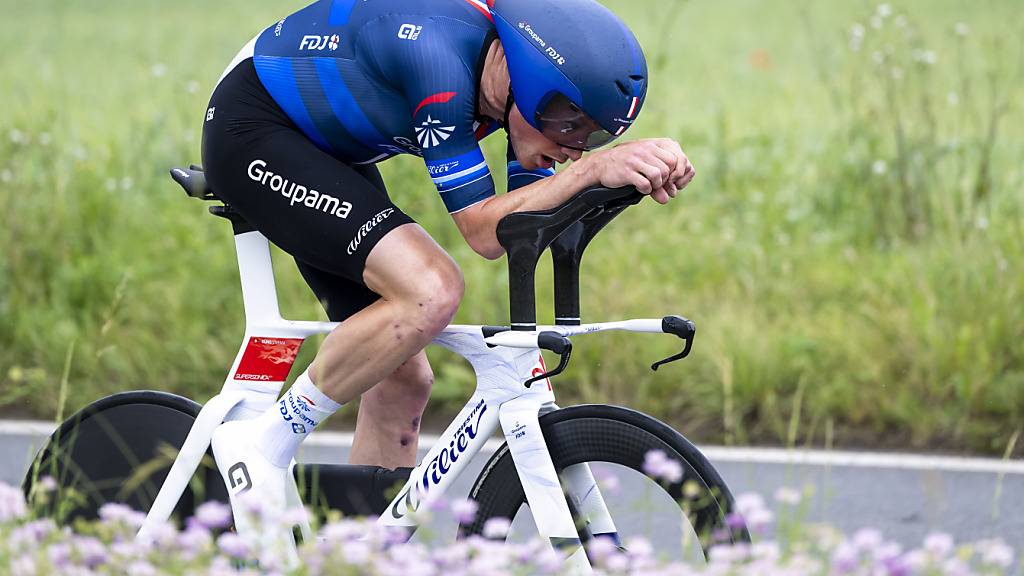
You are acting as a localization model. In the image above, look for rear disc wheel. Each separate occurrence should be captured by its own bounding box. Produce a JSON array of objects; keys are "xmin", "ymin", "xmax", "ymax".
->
[{"xmin": 22, "ymin": 390, "xmax": 227, "ymax": 524}]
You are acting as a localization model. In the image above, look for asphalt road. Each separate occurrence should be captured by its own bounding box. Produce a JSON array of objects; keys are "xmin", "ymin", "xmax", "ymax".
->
[{"xmin": 3, "ymin": 421, "xmax": 1021, "ymax": 560}]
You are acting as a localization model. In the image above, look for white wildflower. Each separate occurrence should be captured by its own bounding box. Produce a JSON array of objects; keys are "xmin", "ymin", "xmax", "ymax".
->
[
  {"xmin": 598, "ymin": 473, "xmax": 620, "ymax": 494},
  {"xmin": 913, "ymin": 49, "xmax": 937, "ymax": 65},
  {"xmin": 876, "ymin": 4, "xmax": 892, "ymax": 18},
  {"xmin": 853, "ymin": 528, "xmax": 884, "ymax": 551},
  {"xmin": 10, "ymin": 555, "xmax": 36, "ymax": 576},
  {"xmin": 0, "ymin": 482, "xmax": 28, "ymax": 521},
  {"xmin": 483, "ymin": 517, "xmax": 511, "ymax": 539},
  {"xmin": 924, "ymin": 532, "xmax": 954, "ymax": 558},
  {"xmin": 872, "ymin": 160, "xmax": 888, "ymax": 175},
  {"xmin": 625, "ymin": 536, "xmax": 654, "ymax": 560},
  {"xmin": 954, "ymin": 22, "xmax": 969, "ymax": 37},
  {"xmin": 751, "ymin": 541, "xmax": 781, "ymax": 561},
  {"xmin": 450, "ymin": 498, "xmax": 479, "ymax": 524},
  {"xmin": 773, "ymin": 487, "xmax": 802, "ymax": 505},
  {"xmin": 978, "ymin": 539, "xmax": 1014, "ymax": 568},
  {"xmin": 586, "ymin": 536, "xmax": 619, "ymax": 563},
  {"xmin": 151, "ymin": 63, "xmax": 168, "ymax": 77}
]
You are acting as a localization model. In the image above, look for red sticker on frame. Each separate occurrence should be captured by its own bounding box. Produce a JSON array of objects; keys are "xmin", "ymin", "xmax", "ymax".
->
[{"xmin": 233, "ymin": 337, "xmax": 304, "ymax": 382}]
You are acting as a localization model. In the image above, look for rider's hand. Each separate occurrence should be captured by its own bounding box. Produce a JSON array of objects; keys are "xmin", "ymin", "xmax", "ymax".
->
[{"xmin": 588, "ymin": 138, "xmax": 695, "ymax": 204}]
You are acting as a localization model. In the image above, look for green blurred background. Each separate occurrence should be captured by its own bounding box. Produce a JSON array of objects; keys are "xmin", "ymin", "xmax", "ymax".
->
[{"xmin": 1, "ymin": 0, "xmax": 1021, "ymax": 455}]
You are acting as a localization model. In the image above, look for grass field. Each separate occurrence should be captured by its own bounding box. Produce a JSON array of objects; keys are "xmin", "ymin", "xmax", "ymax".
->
[{"xmin": 1, "ymin": 0, "xmax": 1022, "ymax": 454}]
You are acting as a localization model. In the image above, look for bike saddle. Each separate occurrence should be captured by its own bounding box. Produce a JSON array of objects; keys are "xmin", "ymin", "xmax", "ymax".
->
[{"xmin": 170, "ymin": 164, "xmax": 219, "ymax": 201}]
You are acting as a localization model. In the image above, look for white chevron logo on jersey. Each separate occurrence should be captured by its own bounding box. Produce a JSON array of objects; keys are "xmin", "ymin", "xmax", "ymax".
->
[{"xmin": 414, "ymin": 115, "xmax": 455, "ymax": 149}]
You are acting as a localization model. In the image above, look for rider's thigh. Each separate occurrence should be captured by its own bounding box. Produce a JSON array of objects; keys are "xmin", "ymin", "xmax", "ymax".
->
[
  {"xmin": 296, "ymin": 260, "xmax": 381, "ymax": 322},
  {"xmin": 362, "ymin": 224, "xmax": 465, "ymax": 329}
]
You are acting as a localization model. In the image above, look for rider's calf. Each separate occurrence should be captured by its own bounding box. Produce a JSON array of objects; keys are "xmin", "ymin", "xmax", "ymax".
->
[{"xmin": 350, "ymin": 352, "xmax": 435, "ymax": 467}]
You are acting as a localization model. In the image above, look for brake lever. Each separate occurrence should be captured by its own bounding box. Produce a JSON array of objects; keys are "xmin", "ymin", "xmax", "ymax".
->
[
  {"xmin": 651, "ymin": 316, "xmax": 696, "ymax": 371},
  {"xmin": 525, "ymin": 332, "xmax": 573, "ymax": 387}
]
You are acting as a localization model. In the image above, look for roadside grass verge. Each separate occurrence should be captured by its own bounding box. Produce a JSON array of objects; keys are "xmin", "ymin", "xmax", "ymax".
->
[{"xmin": 1, "ymin": 0, "xmax": 1022, "ymax": 454}]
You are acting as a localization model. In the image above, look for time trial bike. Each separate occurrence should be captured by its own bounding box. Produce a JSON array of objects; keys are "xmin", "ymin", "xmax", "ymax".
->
[{"xmin": 24, "ymin": 165, "xmax": 750, "ymax": 571}]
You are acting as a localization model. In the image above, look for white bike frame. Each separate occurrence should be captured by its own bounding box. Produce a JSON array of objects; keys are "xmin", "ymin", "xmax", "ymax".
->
[{"xmin": 137, "ymin": 229, "xmax": 673, "ymax": 573}]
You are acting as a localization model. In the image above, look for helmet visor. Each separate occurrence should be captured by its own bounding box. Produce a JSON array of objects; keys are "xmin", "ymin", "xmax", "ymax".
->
[{"xmin": 535, "ymin": 93, "xmax": 618, "ymax": 151}]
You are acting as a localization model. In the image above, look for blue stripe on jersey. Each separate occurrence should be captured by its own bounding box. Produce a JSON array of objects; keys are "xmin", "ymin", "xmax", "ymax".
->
[
  {"xmin": 253, "ymin": 56, "xmax": 332, "ymax": 152},
  {"xmin": 313, "ymin": 58, "xmax": 387, "ymax": 151},
  {"xmin": 508, "ymin": 161, "xmax": 556, "ymax": 179},
  {"xmin": 329, "ymin": 0, "xmax": 358, "ymax": 26},
  {"xmin": 434, "ymin": 161, "xmax": 489, "ymax": 189},
  {"xmin": 427, "ymin": 149, "xmax": 494, "ymax": 213},
  {"xmin": 442, "ymin": 174, "xmax": 494, "ymax": 213},
  {"xmin": 290, "ymin": 58, "xmax": 362, "ymax": 155}
]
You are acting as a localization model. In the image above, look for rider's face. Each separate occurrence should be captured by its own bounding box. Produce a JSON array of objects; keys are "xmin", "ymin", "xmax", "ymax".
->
[{"xmin": 507, "ymin": 104, "xmax": 583, "ymax": 171}]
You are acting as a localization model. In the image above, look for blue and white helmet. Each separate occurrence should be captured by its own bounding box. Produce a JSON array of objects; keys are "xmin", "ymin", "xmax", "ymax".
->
[{"xmin": 491, "ymin": 0, "xmax": 648, "ymax": 150}]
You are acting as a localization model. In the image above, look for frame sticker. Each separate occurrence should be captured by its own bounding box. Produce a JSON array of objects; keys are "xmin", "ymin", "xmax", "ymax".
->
[{"xmin": 233, "ymin": 337, "xmax": 304, "ymax": 382}]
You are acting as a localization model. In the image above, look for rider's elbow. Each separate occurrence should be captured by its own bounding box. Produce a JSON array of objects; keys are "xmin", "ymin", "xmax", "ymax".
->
[
  {"xmin": 453, "ymin": 199, "xmax": 506, "ymax": 260},
  {"xmin": 467, "ymin": 234, "xmax": 505, "ymax": 260}
]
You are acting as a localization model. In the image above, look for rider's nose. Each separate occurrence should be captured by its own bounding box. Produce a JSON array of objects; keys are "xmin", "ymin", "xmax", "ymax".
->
[{"xmin": 560, "ymin": 147, "xmax": 583, "ymax": 161}]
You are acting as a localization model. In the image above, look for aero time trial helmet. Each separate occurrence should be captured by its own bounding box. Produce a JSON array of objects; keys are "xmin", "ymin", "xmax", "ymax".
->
[{"xmin": 491, "ymin": 0, "xmax": 648, "ymax": 151}]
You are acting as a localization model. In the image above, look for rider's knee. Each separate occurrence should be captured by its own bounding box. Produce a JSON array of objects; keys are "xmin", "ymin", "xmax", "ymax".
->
[{"xmin": 405, "ymin": 263, "xmax": 464, "ymax": 334}]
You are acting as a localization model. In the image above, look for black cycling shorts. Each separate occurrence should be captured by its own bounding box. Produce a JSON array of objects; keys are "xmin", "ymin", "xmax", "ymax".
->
[{"xmin": 202, "ymin": 58, "xmax": 415, "ymax": 322}]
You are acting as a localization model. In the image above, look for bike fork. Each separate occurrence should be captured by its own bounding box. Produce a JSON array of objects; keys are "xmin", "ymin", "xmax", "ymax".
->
[
  {"xmin": 499, "ymin": 398, "xmax": 593, "ymax": 574},
  {"xmin": 562, "ymin": 463, "xmax": 622, "ymax": 548}
]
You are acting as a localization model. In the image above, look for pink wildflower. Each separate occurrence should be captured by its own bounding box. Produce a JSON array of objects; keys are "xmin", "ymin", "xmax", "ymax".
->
[
  {"xmin": 0, "ymin": 482, "xmax": 28, "ymax": 522},
  {"xmin": 193, "ymin": 500, "xmax": 233, "ymax": 530},
  {"xmin": 450, "ymin": 498, "xmax": 479, "ymax": 524},
  {"xmin": 482, "ymin": 517, "xmax": 511, "ymax": 539}
]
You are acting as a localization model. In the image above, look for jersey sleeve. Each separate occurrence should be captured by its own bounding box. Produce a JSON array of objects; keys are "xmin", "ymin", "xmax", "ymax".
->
[
  {"xmin": 506, "ymin": 143, "xmax": 556, "ymax": 192},
  {"xmin": 389, "ymin": 18, "xmax": 496, "ymax": 214}
]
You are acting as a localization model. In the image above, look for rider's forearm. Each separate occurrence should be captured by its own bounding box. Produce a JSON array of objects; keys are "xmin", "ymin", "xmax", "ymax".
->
[
  {"xmin": 495, "ymin": 158, "xmax": 600, "ymax": 214},
  {"xmin": 457, "ymin": 158, "xmax": 602, "ymax": 259}
]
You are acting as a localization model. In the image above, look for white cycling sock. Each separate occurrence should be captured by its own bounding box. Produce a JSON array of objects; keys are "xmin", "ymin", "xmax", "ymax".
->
[{"xmin": 253, "ymin": 369, "xmax": 343, "ymax": 467}]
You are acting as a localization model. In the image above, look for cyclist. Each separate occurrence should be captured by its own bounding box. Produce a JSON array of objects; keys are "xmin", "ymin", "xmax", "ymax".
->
[{"xmin": 203, "ymin": 0, "xmax": 694, "ymax": 552}]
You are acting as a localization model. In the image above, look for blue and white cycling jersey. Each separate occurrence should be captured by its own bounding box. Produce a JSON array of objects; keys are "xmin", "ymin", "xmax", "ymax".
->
[{"xmin": 250, "ymin": 0, "xmax": 547, "ymax": 214}]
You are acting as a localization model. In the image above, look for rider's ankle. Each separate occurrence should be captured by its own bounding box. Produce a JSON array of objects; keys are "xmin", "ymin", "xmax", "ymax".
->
[{"xmin": 254, "ymin": 370, "xmax": 343, "ymax": 467}]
